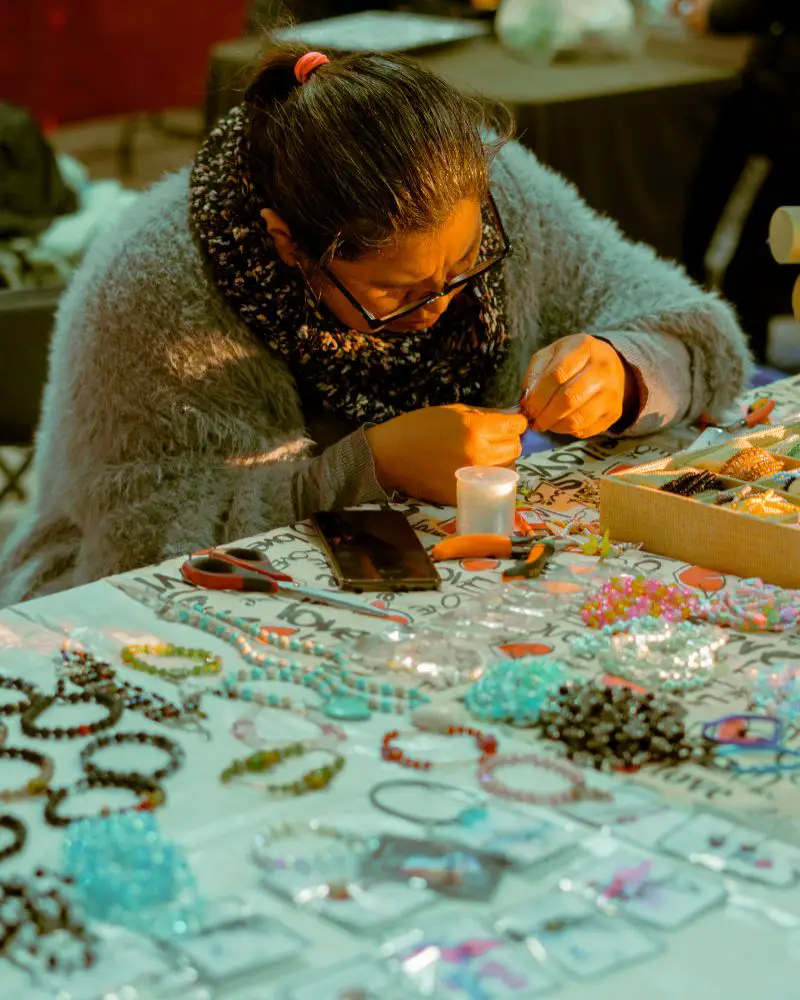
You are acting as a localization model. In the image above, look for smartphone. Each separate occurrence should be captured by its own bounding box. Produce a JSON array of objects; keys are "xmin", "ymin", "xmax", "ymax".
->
[{"xmin": 311, "ymin": 509, "xmax": 441, "ymax": 593}]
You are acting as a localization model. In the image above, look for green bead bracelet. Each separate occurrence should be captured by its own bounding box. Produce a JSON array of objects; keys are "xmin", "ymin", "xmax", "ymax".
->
[
  {"xmin": 220, "ymin": 742, "xmax": 345, "ymax": 796},
  {"xmin": 120, "ymin": 642, "xmax": 222, "ymax": 681}
]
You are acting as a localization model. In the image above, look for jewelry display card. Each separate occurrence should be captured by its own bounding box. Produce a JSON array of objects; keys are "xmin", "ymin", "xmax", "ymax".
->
[
  {"xmin": 660, "ymin": 813, "xmax": 800, "ymax": 887},
  {"xmin": 360, "ymin": 834, "xmax": 509, "ymax": 901},
  {"xmin": 29, "ymin": 931, "xmax": 177, "ymax": 1000},
  {"xmin": 259, "ymin": 868, "xmax": 438, "ymax": 933},
  {"xmin": 446, "ymin": 803, "xmax": 583, "ymax": 868},
  {"xmin": 559, "ymin": 784, "xmax": 689, "ymax": 848},
  {"xmin": 385, "ymin": 915, "xmax": 558, "ymax": 999},
  {"xmin": 570, "ymin": 845, "xmax": 727, "ymax": 930},
  {"xmin": 282, "ymin": 956, "xmax": 416, "ymax": 1000},
  {"xmin": 172, "ymin": 912, "xmax": 306, "ymax": 984},
  {"xmin": 498, "ymin": 890, "xmax": 661, "ymax": 978}
]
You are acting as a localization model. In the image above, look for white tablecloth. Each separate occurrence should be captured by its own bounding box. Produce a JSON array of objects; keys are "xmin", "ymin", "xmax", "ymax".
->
[{"xmin": 2, "ymin": 376, "xmax": 800, "ymax": 1000}]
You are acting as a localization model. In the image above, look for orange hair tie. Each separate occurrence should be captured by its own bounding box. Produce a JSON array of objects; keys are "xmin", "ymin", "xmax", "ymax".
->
[{"xmin": 294, "ymin": 51, "xmax": 330, "ymax": 84}]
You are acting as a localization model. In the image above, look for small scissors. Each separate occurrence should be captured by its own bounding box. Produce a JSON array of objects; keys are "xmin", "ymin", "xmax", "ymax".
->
[{"xmin": 180, "ymin": 546, "xmax": 402, "ymax": 622}]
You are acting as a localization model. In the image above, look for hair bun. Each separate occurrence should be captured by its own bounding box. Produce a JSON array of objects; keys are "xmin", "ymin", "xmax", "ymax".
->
[{"xmin": 294, "ymin": 51, "xmax": 330, "ymax": 84}]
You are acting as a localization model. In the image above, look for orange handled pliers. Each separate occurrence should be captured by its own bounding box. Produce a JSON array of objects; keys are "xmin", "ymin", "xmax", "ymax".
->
[{"xmin": 430, "ymin": 534, "xmax": 541, "ymax": 562}]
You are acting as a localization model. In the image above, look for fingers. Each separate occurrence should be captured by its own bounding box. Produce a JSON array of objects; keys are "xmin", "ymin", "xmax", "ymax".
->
[
  {"xmin": 550, "ymin": 393, "xmax": 619, "ymax": 438},
  {"xmin": 484, "ymin": 413, "xmax": 529, "ymax": 439},
  {"xmin": 523, "ymin": 337, "xmax": 593, "ymax": 426},
  {"xmin": 533, "ymin": 372, "xmax": 606, "ymax": 433},
  {"xmin": 522, "ymin": 344, "xmax": 555, "ymax": 395}
]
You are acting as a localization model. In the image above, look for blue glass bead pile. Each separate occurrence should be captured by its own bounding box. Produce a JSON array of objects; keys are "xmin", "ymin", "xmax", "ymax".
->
[
  {"xmin": 61, "ymin": 812, "xmax": 204, "ymax": 939},
  {"xmin": 569, "ymin": 616, "xmax": 727, "ymax": 693},
  {"xmin": 465, "ymin": 657, "xmax": 571, "ymax": 726}
]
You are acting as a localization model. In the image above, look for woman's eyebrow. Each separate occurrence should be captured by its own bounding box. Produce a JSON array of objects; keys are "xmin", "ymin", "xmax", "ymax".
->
[{"xmin": 376, "ymin": 231, "xmax": 483, "ymax": 288}]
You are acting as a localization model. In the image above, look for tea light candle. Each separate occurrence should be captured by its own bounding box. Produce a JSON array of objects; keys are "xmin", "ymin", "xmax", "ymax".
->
[
  {"xmin": 769, "ymin": 207, "xmax": 800, "ymax": 264},
  {"xmin": 456, "ymin": 466, "xmax": 519, "ymax": 536}
]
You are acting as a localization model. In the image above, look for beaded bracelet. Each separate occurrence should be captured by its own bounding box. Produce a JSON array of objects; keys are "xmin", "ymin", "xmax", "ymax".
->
[
  {"xmin": 21, "ymin": 687, "xmax": 124, "ymax": 740},
  {"xmin": 368, "ymin": 779, "xmax": 487, "ymax": 828},
  {"xmin": 477, "ymin": 753, "xmax": 610, "ymax": 806},
  {"xmin": 720, "ymin": 447, "xmax": 783, "ymax": 482},
  {"xmin": 0, "ymin": 674, "xmax": 39, "ymax": 716},
  {"xmin": 231, "ymin": 709, "xmax": 347, "ymax": 751},
  {"xmin": 380, "ymin": 725, "xmax": 498, "ymax": 770},
  {"xmin": 121, "ymin": 642, "xmax": 222, "ymax": 681},
  {"xmin": 252, "ymin": 820, "xmax": 377, "ymax": 875},
  {"xmin": 0, "ymin": 747, "xmax": 54, "ymax": 801},
  {"xmin": 80, "ymin": 732, "xmax": 186, "ymax": 784},
  {"xmin": 44, "ymin": 774, "xmax": 166, "ymax": 828},
  {"xmin": 0, "ymin": 814, "xmax": 27, "ymax": 863},
  {"xmin": 59, "ymin": 641, "xmax": 207, "ymax": 731},
  {"xmin": 220, "ymin": 743, "xmax": 345, "ymax": 796},
  {"xmin": 0, "ymin": 868, "xmax": 96, "ymax": 973}
]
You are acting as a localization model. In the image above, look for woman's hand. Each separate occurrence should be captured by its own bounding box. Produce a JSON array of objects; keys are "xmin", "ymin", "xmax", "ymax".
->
[
  {"xmin": 669, "ymin": 0, "xmax": 713, "ymax": 34},
  {"xmin": 365, "ymin": 404, "xmax": 527, "ymax": 505},
  {"xmin": 522, "ymin": 334, "xmax": 636, "ymax": 438}
]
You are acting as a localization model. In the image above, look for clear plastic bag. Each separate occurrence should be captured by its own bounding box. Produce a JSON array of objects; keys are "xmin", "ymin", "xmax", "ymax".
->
[{"xmin": 497, "ymin": 0, "xmax": 640, "ymax": 66}]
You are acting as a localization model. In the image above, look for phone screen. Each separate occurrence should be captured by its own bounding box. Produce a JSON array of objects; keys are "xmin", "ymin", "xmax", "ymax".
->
[{"xmin": 311, "ymin": 509, "xmax": 441, "ymax": 592}]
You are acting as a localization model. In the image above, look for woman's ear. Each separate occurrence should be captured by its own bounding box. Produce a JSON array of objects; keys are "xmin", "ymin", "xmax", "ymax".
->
[{"xmin": 260, "ymin": 209, "xmax": 299, "ymax": 266}]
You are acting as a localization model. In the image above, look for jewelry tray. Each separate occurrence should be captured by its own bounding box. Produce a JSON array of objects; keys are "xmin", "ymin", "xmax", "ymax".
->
[{"xmin": 599, "ymin": 422, "xmax": 800, "ymax": 588}]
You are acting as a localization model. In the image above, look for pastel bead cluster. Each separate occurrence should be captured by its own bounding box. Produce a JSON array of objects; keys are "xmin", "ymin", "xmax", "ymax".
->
[
  {"xmin": 580, "ymin": 576, "xmax": 700, "ymax": 628},
  {"xmin": 465, "ymin": 657, "xmax": 571, "ymax": 726},
  {"xmin": 61, "ymin": 812, "xmax": 204, "ymax": 939},
  {"xmin": 702, "ymin": 578, "xmax": 800, "ymax": 631}
]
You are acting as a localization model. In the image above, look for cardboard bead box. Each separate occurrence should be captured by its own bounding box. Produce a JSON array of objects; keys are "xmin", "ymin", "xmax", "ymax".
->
[{"xmin": 599, "ymin": 423, "xmax": 800, "ymax": 588}]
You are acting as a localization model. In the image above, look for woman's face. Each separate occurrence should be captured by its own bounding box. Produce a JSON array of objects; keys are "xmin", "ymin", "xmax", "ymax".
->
[{"xmin": 263, "ymin": 199, "xmax": 483, "ymax": 335}]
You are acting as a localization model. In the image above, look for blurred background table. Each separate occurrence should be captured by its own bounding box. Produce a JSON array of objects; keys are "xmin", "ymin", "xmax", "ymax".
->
[{"xmin": 206, "ymin": 31, "xmax": 751, "ymax": 261}]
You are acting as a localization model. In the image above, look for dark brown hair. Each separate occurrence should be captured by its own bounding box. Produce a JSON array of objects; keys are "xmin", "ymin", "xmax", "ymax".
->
[{"xmin": 245, "ymin": 46, "xmax": 506, "ymax": 263}]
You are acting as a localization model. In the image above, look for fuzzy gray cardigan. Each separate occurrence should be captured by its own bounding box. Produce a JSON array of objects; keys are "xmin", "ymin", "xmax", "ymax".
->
[{"xmin": 0, "ymin": 140, "xmax": 752, "ymax": 605}]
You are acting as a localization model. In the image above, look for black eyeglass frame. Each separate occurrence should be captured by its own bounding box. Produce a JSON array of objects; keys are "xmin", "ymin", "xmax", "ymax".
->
[{"xmin": 318, "ymin": 191, "xmax": 512, "ymax": 333}]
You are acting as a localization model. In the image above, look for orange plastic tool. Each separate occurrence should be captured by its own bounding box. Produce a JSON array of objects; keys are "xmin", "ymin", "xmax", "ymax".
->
[{"xmin": 430, "ymin": 534, "xmax": 536, "ymax": 562}]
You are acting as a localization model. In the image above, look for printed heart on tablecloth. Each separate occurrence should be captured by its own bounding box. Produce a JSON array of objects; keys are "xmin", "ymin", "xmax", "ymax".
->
[
  {"xmin": 676, "ymin": 566, "xmax": 726, "ymax": 593},
  {"xmin": 497, "ymin": 642, "xmax": 554, "ymax": 658},
  {"xmin": 462, "ymin": 559, "xmax": 500, "ymax": 572},
  {"xmin": 258, "ymin": 626, "xmax": 300, "ymax": 637}
]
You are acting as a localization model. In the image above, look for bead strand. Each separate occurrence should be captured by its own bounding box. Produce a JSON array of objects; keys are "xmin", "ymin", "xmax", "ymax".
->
[
  {"xmin": 206, "ymin": 607, "xmax": 348, "ymax": 665},
  {"xmin": 161, "ymin": 604, "xmax": 428, "ymax": 715},
  {"xmin": 381, "ymin": 725, "xmax": 498, "ymax": 770}
]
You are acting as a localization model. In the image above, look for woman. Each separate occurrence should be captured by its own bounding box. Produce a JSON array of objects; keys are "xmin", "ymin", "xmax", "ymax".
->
[
  {"xmin": 0, "ymin": 47, "xmax": 750, "ymax": 604},
  {"xmin": 674, "ymin": 0, "xmax": 800, "ymax": 362}
]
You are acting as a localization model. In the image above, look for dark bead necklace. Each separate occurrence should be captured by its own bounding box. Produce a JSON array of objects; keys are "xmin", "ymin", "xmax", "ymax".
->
[
  {"xmin": 80, "ymin": 731, "xmax": 185, "ymax": 784},
  {"xmin": 20, "ymin": 686, "xmax": 123, "ymax": 740},
  {"xmin": 0, "ymin": 868, "xmax": 96, "ymax": 972},
  {"xmin": 44, "ymin": 773, "xmax": 166, "ymax": 828},
  {"xmin": 0, "ymin": 814, "xmax": 26, "ymax": 864},
  {"xmin": 0, "ymin": 747, "xmax": 54, "ymax": 801},
  {"xmin": 60, "ymin": 645, "xmax": 207, "ymax": 729},
  {"xmin": 0, "ymin": 674, "xmax": 39, "ymax": 716}
]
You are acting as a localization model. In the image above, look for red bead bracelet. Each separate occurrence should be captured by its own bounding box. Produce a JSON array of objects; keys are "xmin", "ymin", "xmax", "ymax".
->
[{"xmin": 381, "ymin": 725, "xmax": 498, "ymax": 770}]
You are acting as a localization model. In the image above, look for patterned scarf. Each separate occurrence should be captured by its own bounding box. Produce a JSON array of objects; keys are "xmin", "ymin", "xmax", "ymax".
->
[{"xmin": 189, "ymin": 107, "xmax": 510, "ymax": 424}]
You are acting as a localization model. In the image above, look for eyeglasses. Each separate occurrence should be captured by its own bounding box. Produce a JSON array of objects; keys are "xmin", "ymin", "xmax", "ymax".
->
[{"xmin": 319, "ymin": 191, "xmax": 512, "ymax": 333}]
